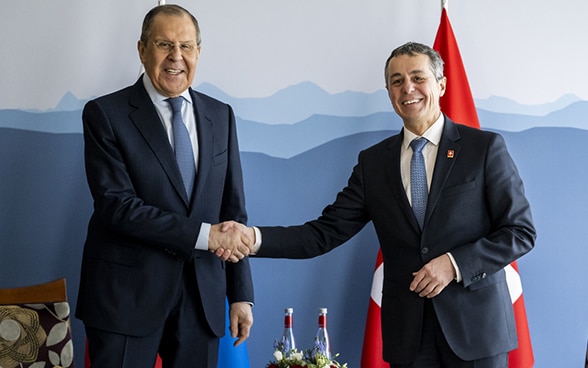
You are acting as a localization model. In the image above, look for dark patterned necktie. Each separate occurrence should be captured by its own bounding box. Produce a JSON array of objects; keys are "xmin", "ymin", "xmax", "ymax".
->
[
  {"xmin": 167, "ymin": 97, "xmax": 195, "ymax": 200},
  {"xmin": 410, "ymin": 137, "xmax": 428, "ymax": 229}
]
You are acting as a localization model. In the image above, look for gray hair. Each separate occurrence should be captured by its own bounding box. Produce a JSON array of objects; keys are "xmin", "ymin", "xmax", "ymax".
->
[
  {"xmin": 384, "ymin": 42, "xmax": 444, "ymax": 85},
  {"xmin": 140, "ymin": 4, "xmax": 201, "ymax": 46}
]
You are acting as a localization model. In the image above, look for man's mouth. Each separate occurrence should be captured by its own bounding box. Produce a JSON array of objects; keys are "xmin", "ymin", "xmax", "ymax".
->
[
  {"xmin": 165, "ymin": 68, "xmax": 183, "ymax": 75},
  {"xmin": 402, "ymin": 98, "xmax": 421, "ymax": 106}
]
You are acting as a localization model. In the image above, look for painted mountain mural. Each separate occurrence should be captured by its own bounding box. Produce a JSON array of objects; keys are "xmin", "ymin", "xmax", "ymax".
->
[{"xmin": 1, "ymin": 82, "xmax": 587, "ymax": 367}]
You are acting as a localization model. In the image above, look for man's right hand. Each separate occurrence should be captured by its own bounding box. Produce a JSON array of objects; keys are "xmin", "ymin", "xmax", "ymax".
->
[
  {"xmin": 208, "ymin": 222, "xmax": 253, "ymax": 262},
  {"xmin": 211, "ymin": 221, "xmax": 256, "ymax": 262}
]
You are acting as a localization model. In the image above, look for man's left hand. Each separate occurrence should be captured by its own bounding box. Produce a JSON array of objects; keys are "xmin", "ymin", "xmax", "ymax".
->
[
  {"xmin": 410, "ymin": 254, "xmax": 456, "ymax": 298},
  {"xmin": 229, "ymin": 302, "xmax": 254, "ymax": 346}
]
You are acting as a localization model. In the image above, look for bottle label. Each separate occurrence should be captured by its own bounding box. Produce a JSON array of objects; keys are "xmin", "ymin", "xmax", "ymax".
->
[
  {"xmin": 318, "ymin": 315, "xmax": 326, "ymax": 328},
  {"xmin": 284, "ymin": 315, "xmax": 293, "ymax": 328}
]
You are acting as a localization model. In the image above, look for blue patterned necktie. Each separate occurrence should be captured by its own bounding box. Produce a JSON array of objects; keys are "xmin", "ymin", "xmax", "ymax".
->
[
  {"xmin": 167, "ymin": 97, "xmax": 195, "ymax": 200},
  {"xmin": 410, "ymin": 137, "xmax": 429, "ymax": 229}
]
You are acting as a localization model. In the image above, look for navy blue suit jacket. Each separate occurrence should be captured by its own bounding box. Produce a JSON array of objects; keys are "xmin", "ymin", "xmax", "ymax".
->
[
  {"xmin": 257, "ymin": 118, "xmax": 535, "ymax": 363},
  {"xmin": 76, "ymin": 77, "xmax": 253, "ymax": 338}
]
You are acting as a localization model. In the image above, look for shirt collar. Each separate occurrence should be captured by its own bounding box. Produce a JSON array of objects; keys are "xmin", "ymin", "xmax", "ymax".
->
[
  {"xmin": 402, "ymin": 114, "xmax": 445, "ymax": 151},
  {"xmin": 142, "ymin": 73, "xmax": 193, "ymax": 107}
]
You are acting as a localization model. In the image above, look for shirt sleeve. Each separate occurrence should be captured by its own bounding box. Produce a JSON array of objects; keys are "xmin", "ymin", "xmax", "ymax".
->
[
  {"xmin": 195, "ymin": 222, "xmax": 211, "ymax": 250},
  {"xmin": 446, "ymin": 252, "xmax": 463, "ymax": 282}
]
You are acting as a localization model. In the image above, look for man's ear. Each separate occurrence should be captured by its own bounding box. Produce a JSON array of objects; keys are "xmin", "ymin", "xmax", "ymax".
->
[
  {"xmin": 137, "ymin": 40, "xmax": 146, "ymax": 63},
  {"xmin": 439, "ymin": 76, "xmax": 447, "ymax": 97}
]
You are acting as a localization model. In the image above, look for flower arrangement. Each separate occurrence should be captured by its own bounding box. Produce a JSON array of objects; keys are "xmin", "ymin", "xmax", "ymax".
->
[{"xmin": 266, "ymin": 338, "xmax": 347, "ymax": 368}]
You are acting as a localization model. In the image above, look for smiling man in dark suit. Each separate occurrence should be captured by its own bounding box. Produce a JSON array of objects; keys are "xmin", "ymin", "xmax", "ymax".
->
[
  {"xmin": 221, "ymin": 42, "xmax": 535, "ymax": 367},
  {"xmin": 76, "ymin": 5, "xmax": 254, "ymax": 368}
]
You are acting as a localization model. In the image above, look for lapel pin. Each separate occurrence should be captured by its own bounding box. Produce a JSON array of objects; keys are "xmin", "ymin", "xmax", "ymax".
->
[{"xmin": 447, "ymin": 150, "xmax": 455, "ymax": 159}]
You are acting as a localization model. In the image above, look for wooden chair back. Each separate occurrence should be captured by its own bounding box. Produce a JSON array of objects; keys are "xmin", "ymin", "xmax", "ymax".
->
[{"xmin": 0, "ymin": 278, "xmax": 67, "ymax": 304}]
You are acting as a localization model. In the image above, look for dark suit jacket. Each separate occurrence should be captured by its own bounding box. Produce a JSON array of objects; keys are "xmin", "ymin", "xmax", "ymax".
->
[
  {"xmin": 257, "ymin": 117, "xmax": 535, "ymax": 364},
  {"xmin": 76, "ymin": 77, "xmax": 253, "ymax": 338}
]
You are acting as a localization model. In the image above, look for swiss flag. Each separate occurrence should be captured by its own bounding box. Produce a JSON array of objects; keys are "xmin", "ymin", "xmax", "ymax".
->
[
  {"xmin": 361, "ymin": 251, "xmax": 388, "ymax": 367},
  {"xmin": 361, "ymin": 6, "xmax": 534, "ymax": 367},
  {"xmin": 432, "ymin": 7, "xmax": 480, "ymax": 129},
  {"xmin": 361, "ymin": 258, "xmax": 534, "ymax": 367}
]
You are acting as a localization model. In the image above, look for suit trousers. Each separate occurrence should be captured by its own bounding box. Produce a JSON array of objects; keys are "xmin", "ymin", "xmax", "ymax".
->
[
  {"xmin": 389, "ymin": 299, "xmax": 508, "ymax": 368},
  {"xmin": 86, "ymin": 260, "xmax": 219, "ymax": 368}
]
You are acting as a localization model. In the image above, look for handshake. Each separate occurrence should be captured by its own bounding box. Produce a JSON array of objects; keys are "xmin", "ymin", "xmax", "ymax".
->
[{"xmin": 208, "ymin": 221, "xmax": 256, "ymax": 263}]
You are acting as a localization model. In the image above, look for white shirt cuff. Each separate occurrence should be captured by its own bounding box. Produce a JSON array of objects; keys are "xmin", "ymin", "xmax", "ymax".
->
[
  {"xmin": 251, "ymin": 226, "xmax": 262, "ymax": 254},
  {"xmin": 195, "ymin": 222, "xmax": 211, "ymax": 251},
  {"xmin": 446, "ymin": 252, "xmax": 462, "ymax": 283}
]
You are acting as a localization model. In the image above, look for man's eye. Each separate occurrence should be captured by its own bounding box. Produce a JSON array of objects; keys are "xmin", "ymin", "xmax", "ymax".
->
[
  {"xmin": 180, "ymin": 44, "xmax": 194, "ymax": 51},
  {"xmin": 390, "ymin": 79, "xmax": 402, "ymax": 86}
]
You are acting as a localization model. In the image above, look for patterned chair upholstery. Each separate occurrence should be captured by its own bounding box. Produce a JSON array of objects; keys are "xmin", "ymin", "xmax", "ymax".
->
[{"xmin": 0, "ymin": 278, "xmax": 74, "ymax": 368}]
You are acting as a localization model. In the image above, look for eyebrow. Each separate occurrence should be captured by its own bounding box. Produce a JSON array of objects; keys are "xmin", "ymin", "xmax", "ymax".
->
[
  {"xmin": 155, "ymin": 38, "xmax": 196, "ymax": 44},
  {"xmin": 389, "ymin": 69, "xmax": 427, "ymax": 79}
]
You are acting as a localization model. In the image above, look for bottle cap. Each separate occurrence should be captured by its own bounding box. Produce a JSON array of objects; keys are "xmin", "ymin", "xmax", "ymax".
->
[
  {"xmin": 319, "ymin": 308, "xmax": 327, "ymax": 314},
  {"xmin": 285, "ymin": 308, "xmax": 294, "ymax": 313}
]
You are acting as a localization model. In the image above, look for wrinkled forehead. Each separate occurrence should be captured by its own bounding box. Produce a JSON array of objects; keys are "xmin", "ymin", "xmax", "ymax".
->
[
  {"xmin": 144, "ymin": 11, "xmax": 200, "ymax": 44},
  {"xmin": 150, "ymin": 14, "xmax": 197, "ymax": 40}
]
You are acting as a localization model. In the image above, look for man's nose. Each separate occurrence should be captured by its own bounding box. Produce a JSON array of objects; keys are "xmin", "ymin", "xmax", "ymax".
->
[
  {"xmin": 402, "ymin": 80, "xmax": 415, "ymax": 93},
  {"xmin": 169, "ymin": 45, "xmax": 183, "ymax": 60}
]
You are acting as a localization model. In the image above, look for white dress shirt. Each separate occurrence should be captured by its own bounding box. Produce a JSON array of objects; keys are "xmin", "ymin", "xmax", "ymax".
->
[{"xmin": 143, "ymin": 74, "xmax": 210, "ymax": 251}]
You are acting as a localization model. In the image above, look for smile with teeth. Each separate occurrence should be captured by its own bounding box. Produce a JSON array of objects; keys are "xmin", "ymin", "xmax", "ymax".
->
[
  {"xmin": 403, "ymin": 98, "xmax": 421, "ymax": 105},
  {"xmin": 165, "ymin": 68, "xmax": 183, "ymax": 75}
]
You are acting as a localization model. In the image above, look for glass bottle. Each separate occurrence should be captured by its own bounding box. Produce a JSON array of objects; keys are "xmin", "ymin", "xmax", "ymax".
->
[
  {"xmin": 281, "ymin": 307, "xmax": 296, "ymax": 353},
  {"xmin": 314, "ymin": 307, "xmax": 331, "ymax": 359}
]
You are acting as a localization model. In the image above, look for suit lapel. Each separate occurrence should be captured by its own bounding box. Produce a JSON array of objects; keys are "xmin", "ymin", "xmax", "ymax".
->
[
  {"xmin": 425, "ymin": 118, "xmax": 461, "ymax": 227},
  {"xmin": 384, "ymin": 131, "xmax": 420, "ymax": 229},
  {"xmin": 128, "ymin": 79, "xmax": 190, "ymax": 206},
  {"xmin": 190, "ymin": 89, "xmax": 213, "ymax": 207}
]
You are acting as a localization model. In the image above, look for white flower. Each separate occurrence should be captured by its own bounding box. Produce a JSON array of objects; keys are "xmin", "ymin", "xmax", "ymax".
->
[
  {"xmin": 290, "ymin": 351, "xmax": 303, "ymax": 360},
  {"xmin": 273, "ymin": 350, "xmax": 283, "ymax": 361}
]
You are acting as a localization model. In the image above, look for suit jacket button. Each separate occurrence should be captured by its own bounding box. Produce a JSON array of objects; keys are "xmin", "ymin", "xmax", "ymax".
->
[
  {"xmin": 481, "ymin": 272, "xmax": 487, "ymax": 278},
  {"xmin": 421, "ymin": 247, "xmax": 429, "ymax": 255}
]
